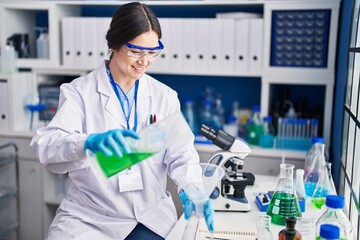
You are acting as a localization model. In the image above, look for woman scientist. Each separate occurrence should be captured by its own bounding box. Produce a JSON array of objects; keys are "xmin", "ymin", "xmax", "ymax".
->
[{"xmin": 30, "ymin": 2, "xmax": 214, "ymax": 240}]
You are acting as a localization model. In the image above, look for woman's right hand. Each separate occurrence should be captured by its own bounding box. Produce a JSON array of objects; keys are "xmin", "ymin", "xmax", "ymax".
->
[{"xmin": 84, "ymin": 129, "xmax": 139, "ymax": 157}]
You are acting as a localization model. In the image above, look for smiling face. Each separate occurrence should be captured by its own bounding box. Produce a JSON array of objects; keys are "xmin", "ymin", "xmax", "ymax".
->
[{"xmin": 109, "ymin": 30, "xmax": 160, "ymax": 87}]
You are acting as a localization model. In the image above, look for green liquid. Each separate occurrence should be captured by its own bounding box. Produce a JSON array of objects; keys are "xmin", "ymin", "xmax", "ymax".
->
[
  {"xmin": 311, "ymin": 197, "xmax": 326, "ymax": 209},
  {"xmin": 266, "ymin": 192, "xmax": 302, "ymax": 226},
  {"xmin": 95, "ymin": 151, "xmax": 156, "ymax": 178}
]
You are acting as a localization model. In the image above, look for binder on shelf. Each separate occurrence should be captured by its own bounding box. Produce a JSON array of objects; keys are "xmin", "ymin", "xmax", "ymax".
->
[
  {"xmin": 208, "ymin": 19, "xmax": 222, "ymax": 73},
  {"xmin": 61, "ymin": 17, "xmax": 74, "ymax": 67},
  {"xmin": 73, "ymin": 17, "xmax": 84, "ymax": 67},
  {"xmin": 168, "ymin": 18, "xmax": 184, "ymax": 72},
  {"xmin": 235, "ymin": 18, "xmax": 250, "ymax": 73},
  {"xmin": 150, "ymin": 18, "xmax": 170, "ymax": 72},
  {"xmin": 194, "ymin": 18, "xmax": 209, "ymax": 73},
  {"xmin": 220, "ymin": 19, "xmax": 235, "ymax": 73},
  {"xmin": 182, "ymin": 18, "xmax": 197, "ymax": 73},
  {"xmin": 96, "ymin": 17, "xmax": 111, "ymax": 67},
  {"xmin": 249, "ymin": 18, "xmax": 264, "ymax": 73},
  {"xmin": 83, "ymin": 17, "xmax": 98, "ymax": 69}
]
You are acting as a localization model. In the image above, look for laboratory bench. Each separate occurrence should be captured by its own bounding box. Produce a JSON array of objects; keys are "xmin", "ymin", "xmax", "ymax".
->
[{"xmin": 166, "ymin": 174, "xmax": 324, "ymax": 240}]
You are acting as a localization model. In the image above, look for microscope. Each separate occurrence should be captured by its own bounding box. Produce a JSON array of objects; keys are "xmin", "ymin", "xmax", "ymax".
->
[{"xmin": 199, "ymin": 124, "xmax": 255, "ymax": 212}]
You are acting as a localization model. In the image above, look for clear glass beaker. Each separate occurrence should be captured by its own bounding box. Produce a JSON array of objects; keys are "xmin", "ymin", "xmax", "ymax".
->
[
  {"xmin": 311, "ymin": 162, "xmax": 337, "ymax": 209},
  {"xmin": 255, "ymin": 215, "xmax": 273, "ymax": 240},
  {"xmin": 266, "ymin": 164, "xmax": 302, "ymax": 226}
]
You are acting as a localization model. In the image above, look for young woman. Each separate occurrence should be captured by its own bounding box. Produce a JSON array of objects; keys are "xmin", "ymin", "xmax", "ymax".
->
[{"xmin": 31, "ymin": 2, "xmax": 213, "ymax": 240}]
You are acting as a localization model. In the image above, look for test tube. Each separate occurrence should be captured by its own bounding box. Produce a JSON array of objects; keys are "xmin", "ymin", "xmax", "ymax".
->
[{"xmin": 311, "ymin": 119, "xmax": 319, "ymax": 138}]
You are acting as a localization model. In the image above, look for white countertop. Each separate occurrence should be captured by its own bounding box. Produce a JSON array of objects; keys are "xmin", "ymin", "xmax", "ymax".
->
[{"xmin": 166, "ymin": 175, "xmax": 324, "ymax": 240}]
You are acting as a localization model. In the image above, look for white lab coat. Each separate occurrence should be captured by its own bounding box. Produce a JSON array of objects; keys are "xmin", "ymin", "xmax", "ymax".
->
[{"xmin": 30, "ymin": 61, "xmax": 199, "ymax": 240}]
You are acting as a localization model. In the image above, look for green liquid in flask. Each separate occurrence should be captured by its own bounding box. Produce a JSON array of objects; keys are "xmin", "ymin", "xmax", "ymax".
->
[
  {"xmin": 95, "ymin": 151, "xmax": 156, "ymax": 178},
  {"xmin": 266, "ymin": 192, "xmax": 302, "ymax": 226}
]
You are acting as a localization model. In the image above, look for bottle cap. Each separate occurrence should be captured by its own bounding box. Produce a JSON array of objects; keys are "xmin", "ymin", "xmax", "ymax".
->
[
  {"xmin": 312, "ymin": 137, "xmax": 324, "ymax": 144},
  {"xmin": 320, "ymin": 224, "xmax": 340, "ymax": 239},
  {"xmin": 263, "ymin": 116, "xmax": 272, "ymax": 122},
  {"xmin": 325, "ymin": 195, "xmax": 345, "ymax": 209},
  {"xmin": 227, "ymin": 115, "xmax": 237, "ymax": 123},
  {"xmin": 252, "ymin": 105, "xmax": 260, "ymax": 112}
]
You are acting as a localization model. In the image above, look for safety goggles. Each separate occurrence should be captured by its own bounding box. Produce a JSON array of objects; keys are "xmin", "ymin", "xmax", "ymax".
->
[{"xmin": 123, "ymin": 40, "xmax": 164, "ymax": 59}]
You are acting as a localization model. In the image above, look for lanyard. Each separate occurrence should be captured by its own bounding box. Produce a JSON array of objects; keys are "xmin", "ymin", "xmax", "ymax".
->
[{"xmin": 105, "ymin": 65, "xmax": 139, "ymax": 131}]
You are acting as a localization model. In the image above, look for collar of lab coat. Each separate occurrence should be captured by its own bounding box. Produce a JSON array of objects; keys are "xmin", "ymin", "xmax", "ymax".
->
[{"xmin": 95, "ymin": 60, "xmax": 151, "ymax": 131}]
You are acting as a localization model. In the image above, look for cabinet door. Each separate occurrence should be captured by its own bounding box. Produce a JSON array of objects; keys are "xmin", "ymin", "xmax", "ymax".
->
[{"xmin": 18, "ymin": 159, "xmax": 43, "ymax": 240}]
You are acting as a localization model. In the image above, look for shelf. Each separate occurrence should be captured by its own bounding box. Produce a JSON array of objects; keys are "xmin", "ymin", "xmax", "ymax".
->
[{"xmin": 0, "ymin": 221, "xmax": 18, "ymax": 239}]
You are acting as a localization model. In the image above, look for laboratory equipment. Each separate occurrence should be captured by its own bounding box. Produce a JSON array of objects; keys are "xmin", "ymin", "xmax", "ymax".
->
[
  {"xmin": 87, "ymin": 121, "xmax": 166, "ymax": 178},
  {"xmin": 311, "ymin": 162, "xmax": 337, "ymax": 209},
  {"xmin": 260, "ymin": 116, "xmax": 275, "ymax": 148},
  {"xmin": 295, "ymin": 216, "xmax": 314, "ymax": 238},
  {"xmin": 315, "ymin": 195, "xmax": 353, "ymax": 240},
  {"xmin": 294, "ymin": 169, "xmax": 306, "ymax": 199},
  {"xmin": 304, "ymin": 141, "xmax": 326, "ymax": 197},
  {"xmin": 319, "ymin": 224, "xmax": 340, "ymax": 240},
  {"xmin": 171, "ymin": 163, "xmax": 225, "ymax": 237},
  {"xmin": 182, "ymin": 98, "xmax": 197, "ymax": 134},
  {"xmin": 278, "ymin": 217, "xmax": 302, "ymax": 240},
  {"xmin": 38, "ymin": 84, "xmax": 60, "ymax": 121},
  {"xmin": 213, "ymin": 94, "xmax": 225, "ymax": 130},
  {"xmin": 246, "ymin": 105, "xmax": 262, "ymax": 145},
  {"xmin": 199, "ymin": 124, "xmax": 254, "ymax": 212},
  {"xmin": 255, "ymin": 215, "xmax": 273, "ymax": 240},
  {"xmin": 35, "ymin": 27, "xmax": 49, "ymax": 59},
  {"xmin": 7, "ymin": 33, "xmax": 30, "ymax": 58},
  {"xmin": 0, "ymin": 44, "xmax": 16, "ymax": 73},
  {"xmin": 304, "ymin": 137, "xmax": 325, "ymax": 175},
  {"xmin": 266, "ymin": 164, "xmax": 302, "ymax": 226}
]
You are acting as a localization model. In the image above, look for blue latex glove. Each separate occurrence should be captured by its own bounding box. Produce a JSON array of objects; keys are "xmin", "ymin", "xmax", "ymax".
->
[
  {"xmin": 179, "ymin": 191, "xmax": 215, "ymax": 233},
  {"xmin": 84, "ymin": 129, "xmax": 139, "ymax": 157}
]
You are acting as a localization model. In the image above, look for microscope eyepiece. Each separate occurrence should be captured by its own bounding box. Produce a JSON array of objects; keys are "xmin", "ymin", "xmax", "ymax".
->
[{"xmin": 199, "ymin": 124, "xmax": 235, "ymax": 151}]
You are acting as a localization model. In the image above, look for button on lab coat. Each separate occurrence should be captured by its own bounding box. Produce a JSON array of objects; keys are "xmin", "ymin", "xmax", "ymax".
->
[{"xmin": 30, "ymin": 61, "xmax": 199, "ymax": 239}]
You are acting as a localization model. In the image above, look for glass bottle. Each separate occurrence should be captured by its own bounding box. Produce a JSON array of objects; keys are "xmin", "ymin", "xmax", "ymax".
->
[
  {"xmin": 267, "ymin": 164, "xmax": 302, "ymax": 226},
  {"xmin": 182, "ymin": 98, "xmax": 197, "ymax": 134},
  {"xmin": 315, "ymin": 195, "xmax": 353, "ymax": 240},
  {"xmin": 319, "ymin": 224, "xmax": 340, "ymax": 240},
  {"xmin": 311, "ymin": 162, "xmax": 337, "ymax": 209},
  {"xmin": 246, "ymin": 105, "xmax": 262, "ymax": 145},
  {"xmin": 256, "ymin": 215, "xmax": 273, "ymax": 240},
  {"xmin": 294, "ymin": 169, "xmax": 306, "ymax": 200},
  {"xmin": 278, "ymin": 217, "xmax": 302, "ymax": 240},
  {"xmin": 284, "ymin": 228, "xmax": 297, "ymax": 240},
  {"xmin": 260, "ymin": 116, "xmax": 275, "ymax": 148},
  {"xmin": 213, "ymin": 94, "xmax": 225, "ymax": 130},
  {"xmin": 304, "ymin": 142, "xmax": 326, "ymax": 197}
]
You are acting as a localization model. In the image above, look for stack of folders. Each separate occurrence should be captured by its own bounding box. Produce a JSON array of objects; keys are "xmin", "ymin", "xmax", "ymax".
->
[
  {"xmin": 61, "ymin": 14, "xmax": 264, "ymax": 74},
  {"xmin": 61, "ymin": 17, "xmax": 111, "ymax": 69}
]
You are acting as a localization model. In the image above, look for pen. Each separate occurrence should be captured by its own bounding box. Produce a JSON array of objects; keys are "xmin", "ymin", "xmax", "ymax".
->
[{"xmin": 153, "ymin": 114, "xmax": 157, "ymax": 123}]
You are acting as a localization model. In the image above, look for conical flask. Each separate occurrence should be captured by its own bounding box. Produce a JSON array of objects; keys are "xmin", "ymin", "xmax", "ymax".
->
[
  {"xmin": 304, "ymin": 143, "xmax": 326, "ymax": 197},
  {"xmin": 266, "ymin": 164, "xmax": 302, "ymax": 226},
  {"xmin": 311, "ymin": 162, "xmax": 337, "ymax": 209}
]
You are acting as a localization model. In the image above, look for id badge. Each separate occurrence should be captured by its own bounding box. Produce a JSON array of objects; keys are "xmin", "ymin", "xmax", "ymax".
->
[{"xmin": 118, "ymin": 166, "xmax": 144, "ymax": 192}]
